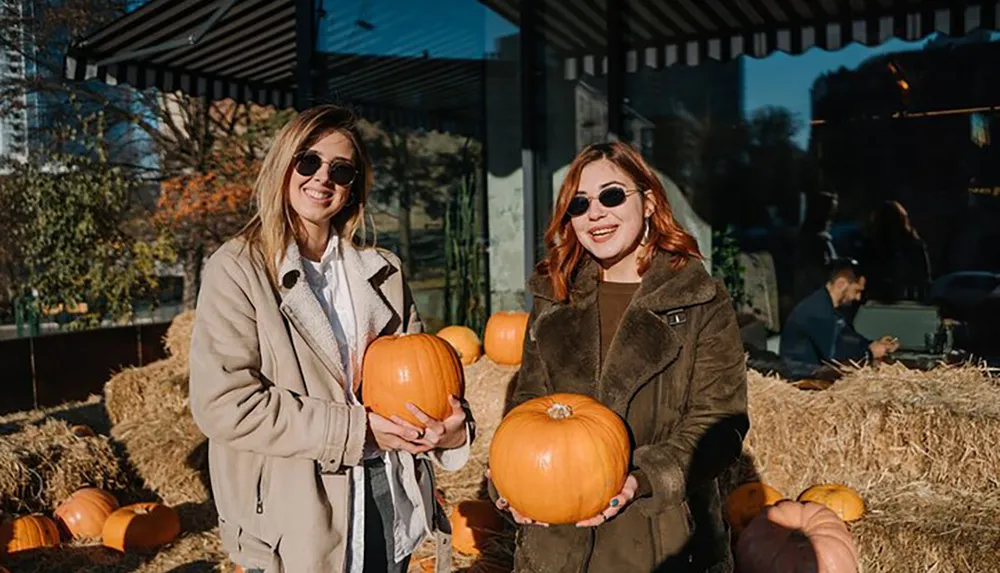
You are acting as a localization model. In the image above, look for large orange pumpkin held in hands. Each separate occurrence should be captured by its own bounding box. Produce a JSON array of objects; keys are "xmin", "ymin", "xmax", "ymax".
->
[
  {"xmin": 797, "ymin": 484, "xmax": 865, "ymax": 522},
  {"xmin": 488, "ymin": 393, "xmax": 630, "ymax": 525},
  {"xmin": 0, "ymin": 514, "xmax": 60, "ymax": 554},
  {"xmin": 725, "ymin": 481, "xmax": 785, "ymax": 534},
  {"xmin": 483, "ymin": 311, "xmax": 529, "ymax": 365},
  {"xmin": 435, "ymin": 325, "xmax": 482, "ymax": 365},
  {"xmin": 362, "ymin": 333, "xmax": 465, "ymax": 428},
  {"xmin": 55, "ymin": 487, "xmax": 120, "ymax": 539},
  {"xmin": 103, "ymin": 502, "xmax": 181, "ymax": 552},
  {"xmin": 450, "ymin": 500, "xmax": 505, "ymax": 556},
  {"xmin": 736, "ymin": 500, "xmax": 859, "ymax": 573}
]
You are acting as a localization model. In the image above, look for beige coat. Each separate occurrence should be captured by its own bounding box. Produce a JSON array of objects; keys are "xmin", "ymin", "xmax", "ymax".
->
[{"xmin": 189, "ymin": 237, "xmax": 469, "ymax": 572}]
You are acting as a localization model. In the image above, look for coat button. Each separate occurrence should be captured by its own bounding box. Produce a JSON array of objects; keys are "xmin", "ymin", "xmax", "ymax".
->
[{"xmin": 282, "ymin": 270, "xmax": 299, "ymax": 289}]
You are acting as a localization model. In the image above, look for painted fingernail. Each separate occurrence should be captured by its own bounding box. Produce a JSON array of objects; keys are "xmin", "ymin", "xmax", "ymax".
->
[{"xmin": 610, "ymin": 499, "xmax": 620, "ymax": 507}]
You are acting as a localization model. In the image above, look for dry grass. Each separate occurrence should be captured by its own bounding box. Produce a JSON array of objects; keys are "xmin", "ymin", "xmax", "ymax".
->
[
  {"xmin": 0, "ymin": 418, "xmax": 129, "ymax": 515},
  {"xmin": 164, "ymin": 310, "xmax": 195, "ymax": 365},
  {"xmin": 2, "ymin": 528, "xmax": 230, "ymax": 573},
  {"xmin": 850, "ymin": 484, "xmax": 1000, "ymax": 573}
]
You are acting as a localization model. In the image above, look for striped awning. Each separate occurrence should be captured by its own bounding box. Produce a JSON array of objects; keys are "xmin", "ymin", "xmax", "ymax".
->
[
  {"xmin": 64, "ymin": 0, "xmax": 298, "ymax": 108},
  {"xmin": 482, "ymin": 0, "xmax": 1000, "ymax": 79}
]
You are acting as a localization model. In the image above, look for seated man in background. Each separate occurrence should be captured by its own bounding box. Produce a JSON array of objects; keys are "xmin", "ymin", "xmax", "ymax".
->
[{"xmin": 781, "ymin": 258, "xmax": 899, "ymax": 370}]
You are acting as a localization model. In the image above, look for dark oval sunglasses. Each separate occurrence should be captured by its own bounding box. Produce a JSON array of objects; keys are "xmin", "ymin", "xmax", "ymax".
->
[
  {"xmin": 566, "ymin": 185, "xmax": 641, "ymax": 217},
  {"xmin": 294, "ymin": 152, "xmax": 357, "ymax": 187}
]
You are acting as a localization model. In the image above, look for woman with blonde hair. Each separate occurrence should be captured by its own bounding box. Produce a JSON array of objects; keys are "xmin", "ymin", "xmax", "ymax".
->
[
  {"xmin": 492, "ymin": 141, "xmax": 749, "ymax": 572},
  {"xmin": 189, "ymin": 104, "xmax": 472, "ymax": 573}
]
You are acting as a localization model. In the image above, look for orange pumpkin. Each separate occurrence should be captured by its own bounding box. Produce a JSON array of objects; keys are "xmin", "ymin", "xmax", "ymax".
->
[
  {"xmin": 483, "ymin": 311, "xmax": 529, "ymax": 365},
  {"xmin": 488, "ymin": 393, "xmax": 630, "ymax": 525},
  {"xmin": 55, "ymin": 487, "xmax": 120, "ymax": 539},
  {"xmin": 70, "ymin": 424, "xmax": 96, "ymax": 438},
  {"xmin": 436, "ymin": 325, "xmax": 482, "ymax": 366},
  {"xmin": 797, "ymin": 484, "xmax": 865, "ymax": 522},
  {"xmin": 736, "ymin": 500, "xmax": 859, "ymax": 573},
  {"xmin": 450, "ymin": 500, "xmax": 505, "ymax": 556},
  {"xmin": 361, "ymin": 333, "xmax": 465, "ymax": 428},
  {"xmin": 725, "ymin": 481, "xmax": 785, "ymax": 534},
  {"xmin": 102, "ymin": 502, "xmax": 181, "ymax": 552},
  {"xmin": 0, "ymin": 514, "xmax": 60, "ymax": 554}
]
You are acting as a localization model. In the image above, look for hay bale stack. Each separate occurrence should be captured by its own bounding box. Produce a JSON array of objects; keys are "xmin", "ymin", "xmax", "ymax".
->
[
  {"xmin": 0, "ymin": 418, "xmax": 129, "ymax": 514},
  {"xmin": 733, "ymin": 365, "xmax": 1000, "ymax": 498}
]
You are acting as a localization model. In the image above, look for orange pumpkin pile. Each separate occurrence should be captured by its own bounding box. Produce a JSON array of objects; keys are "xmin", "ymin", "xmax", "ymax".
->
[
  {"xmin": 483, "ymin": 311, "xmax": 529, "ymax": 365},
  {"xmin": 0, "ymin": 486, "xmax": 180, "ymax": 562},
  {"xmin": 361, "ymin": 332, "xmax": 465, "ymax": 428},
  {"xmin": 488, "ymin": 393, "xmax": 630, "ymax": 525}
]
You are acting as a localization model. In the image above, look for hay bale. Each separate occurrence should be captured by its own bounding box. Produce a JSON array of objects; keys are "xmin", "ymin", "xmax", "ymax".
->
[
  {"xmin": 0, "ymin": 419, "xmax": 129, "ymax": 514},
  {"xmin": 852, "ymin": 484, "xmax": 1000, "ymax": 572},
  {"xmin": 104, "ymin": 358, "xmax": 188, "ymax": 426},
  {"xmin": 111, "ymin": 411, "xmax": 209, "ymax": 506},
  {"xmin": 731, "ymin": 365, "xmax": 1000, "ymax": 498},
  {"xmin": 164, "ymin": 310, "xmax": 196, "ymax": 362}
]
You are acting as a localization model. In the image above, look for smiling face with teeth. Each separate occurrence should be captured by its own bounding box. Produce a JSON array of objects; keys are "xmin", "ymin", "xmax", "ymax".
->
[
  {"xmin": 569, "ymin": 159, "xmax": 654, "ymax": 280},
  {"xmin": 287, "ymin": 130, "xmax": 356, "ymax": 250}
]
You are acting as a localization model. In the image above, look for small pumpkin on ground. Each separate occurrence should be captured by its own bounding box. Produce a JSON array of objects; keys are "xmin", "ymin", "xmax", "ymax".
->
[
  {"xmin": 436, "ymin": 325, "xmax": 482, "ymax": 366},
  {"xmin": 102, "ymin": 502, "xmax": 181, "ymax": 552},
  {"xmin": 450, "ymin": 499, "xmax": 505, "ymax": 556},
  {"xmin": 725, "ymin": 481, "xmax": 785, "ymax": 534},
  {"xmin": 361, "ymin": 333, "xmax": 465, "ymax": 428},
  {"xmin": 0, "ymin": 514, "xmax": 60, "ymax": 554},
  {"xmin": 483, "ymin": 311, "xmax": 529, "ymax": 365},
  {"xmin": 797, "ymin": 484, "xmax": 865, "ymax": 522},
  {"xmin": 54, "ymin": 487, "xmax": 120, "ymax": 539},
  {"xmin": 736, "ymin": 500, "xmax": 859, "ymax": 573},
  {"xmin": 488, "ymin": 393, "xmax": 630, "ymax": 525}
]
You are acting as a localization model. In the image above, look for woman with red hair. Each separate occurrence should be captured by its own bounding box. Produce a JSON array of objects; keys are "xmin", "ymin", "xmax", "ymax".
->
[{"xmin": 492, "ymin": 141, "xmax": 749, "ymax": 572}]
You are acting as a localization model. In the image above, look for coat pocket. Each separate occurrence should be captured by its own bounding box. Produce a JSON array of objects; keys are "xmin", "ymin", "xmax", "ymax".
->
[{"xmin": 651, "ymin": 502, "xmax": 695, "ymax": 559}]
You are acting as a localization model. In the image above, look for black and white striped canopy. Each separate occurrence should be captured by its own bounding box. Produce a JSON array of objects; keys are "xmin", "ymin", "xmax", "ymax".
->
[
  {"xmin": 65, "ymin": 0, "xmax": 998, "ymax": 110},
  {"xmin": 482, "ymin": 0, "xmax": 1000, "ymax": 79}
]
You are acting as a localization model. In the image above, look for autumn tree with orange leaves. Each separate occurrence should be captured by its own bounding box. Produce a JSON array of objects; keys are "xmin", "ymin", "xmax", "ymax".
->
[{"xmin": 154, "ymin": 101, "xmax": 293, "ymax": 308}]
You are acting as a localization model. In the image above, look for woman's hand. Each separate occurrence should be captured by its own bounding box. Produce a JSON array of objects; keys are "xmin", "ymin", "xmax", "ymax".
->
[
  {"xmin": 367, "ymin": 411, "xmax": 431, "ymax": 455},
  {"xmin": 575, "ymin": 474, "xmax": 639, "ymax": 527},
  {"xmin": 486, "ymin": 469, "xmax": 549, "ymax": 527},
  {"xmin": 390, "ymin": 395, "xmax": 468, "ymax": 451}
]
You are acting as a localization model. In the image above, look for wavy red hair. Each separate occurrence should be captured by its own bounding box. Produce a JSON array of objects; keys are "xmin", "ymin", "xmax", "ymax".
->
[{"xmin": 538, "ymin": 141, "xmax": 703, "ymax": 301}]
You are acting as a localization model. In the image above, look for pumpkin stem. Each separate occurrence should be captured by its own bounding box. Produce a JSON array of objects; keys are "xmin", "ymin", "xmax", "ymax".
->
[{"xmin": 546, "ymin": 403, "xmax": 573, "ymax": 420}]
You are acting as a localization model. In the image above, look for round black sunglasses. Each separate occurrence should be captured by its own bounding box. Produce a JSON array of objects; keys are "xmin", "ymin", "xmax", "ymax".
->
[
  {"xmin": 294, "ymin": 152, "xmax": 357, "ymax": 187},
  {"xmin": 566, "ymin": 186, "xmax": 641, "ymax": 217}
]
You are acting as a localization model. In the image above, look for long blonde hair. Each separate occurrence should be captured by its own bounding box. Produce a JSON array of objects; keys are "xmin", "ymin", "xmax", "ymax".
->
[{"xmin": 238, "ymin": 104, "xmax": 374, "ymax": 288}]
